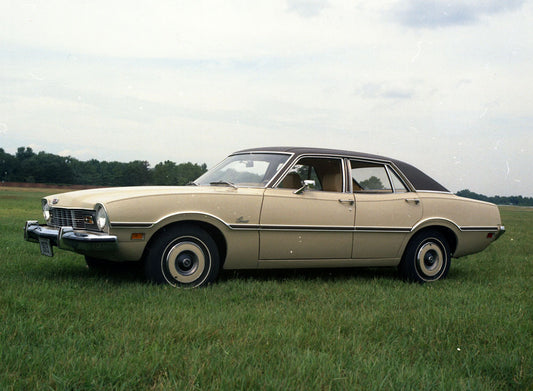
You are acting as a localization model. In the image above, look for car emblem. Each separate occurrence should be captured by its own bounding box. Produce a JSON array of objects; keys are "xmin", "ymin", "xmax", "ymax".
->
[{"xmin": 52, "ymin": 198, "xmax": 59, "ymax": 205}]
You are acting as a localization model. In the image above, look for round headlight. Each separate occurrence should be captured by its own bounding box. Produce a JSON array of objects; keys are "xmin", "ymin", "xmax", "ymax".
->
[
  {"xmin": 96, "ymin": 205, "xmax": 109, "ymax": 231},
  {"xmin": 42, "ymin": 199, "xmax": 51, "ymax": 222}
]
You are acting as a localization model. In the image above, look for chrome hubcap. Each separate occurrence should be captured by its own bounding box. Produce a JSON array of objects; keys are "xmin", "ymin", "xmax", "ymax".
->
[
  {"xmin": 416, "ymin": 241, "xmax": 444, "ymax": 278},
  {"xmin": 175, "ymin": 250, "xmax": 198, "ymax": 276},
  {"xmin": 163, "ymin": 240, "xmax": 207, "ymax": 284}
]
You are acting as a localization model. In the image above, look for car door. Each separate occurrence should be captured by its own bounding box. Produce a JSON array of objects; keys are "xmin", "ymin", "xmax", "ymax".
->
[
  {"xmin": 259, "ymin": 156, "xmax": 355, "ymax": 261},
  {"xmin": 350, "ymin": 160, "xmax": 423, "ymax": 260}
]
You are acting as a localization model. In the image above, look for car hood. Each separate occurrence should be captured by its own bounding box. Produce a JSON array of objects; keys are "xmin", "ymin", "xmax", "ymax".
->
[{"xmin": 43, "ymin": 186, "xmax": 239, "ymax": 209}]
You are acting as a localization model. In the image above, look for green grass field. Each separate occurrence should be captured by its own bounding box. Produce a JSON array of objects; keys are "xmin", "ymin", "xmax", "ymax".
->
[{"xmin": 1, "ymin": 187, "xmax": 532, "ymax": 390}]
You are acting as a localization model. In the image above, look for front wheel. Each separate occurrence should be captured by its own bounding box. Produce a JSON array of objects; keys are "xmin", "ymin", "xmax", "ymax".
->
[
  {"xmin": 144, "ymin": 225, "xmax": 220, "ymax": 288},
  {"xmin": 399, "ymin": 230, "xmax": 451, "ymax": 283}
]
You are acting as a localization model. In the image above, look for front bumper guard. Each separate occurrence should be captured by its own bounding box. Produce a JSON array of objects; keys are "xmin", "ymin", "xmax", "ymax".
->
[{"xmin": 24, "ymin": 220, "xmax": 118, "ymax": 254}]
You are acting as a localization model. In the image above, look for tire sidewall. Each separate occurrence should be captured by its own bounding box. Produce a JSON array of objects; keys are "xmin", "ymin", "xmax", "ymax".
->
[
  {"xmin": 400, "ymin": 230, "xmax": 451, "ymax": 283},
  {"xmin": 145, "ymin": 225, "xmax": 220, "ymax": 288}
]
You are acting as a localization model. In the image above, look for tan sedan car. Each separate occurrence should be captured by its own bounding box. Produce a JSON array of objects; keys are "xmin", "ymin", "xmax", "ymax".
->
[{"xmin": 24, "ymin": 147, "xmax": 505, "ymax": 287}]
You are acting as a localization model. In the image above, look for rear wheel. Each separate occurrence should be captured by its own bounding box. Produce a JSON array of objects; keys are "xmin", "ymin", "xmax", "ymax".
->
[
  {"xmin": 399, "ymin": 230, "xmax": 451, "ymax": 283},
  {"xmin": 144, "ymin": 225, "xmax": 220, "ymax": 288}
]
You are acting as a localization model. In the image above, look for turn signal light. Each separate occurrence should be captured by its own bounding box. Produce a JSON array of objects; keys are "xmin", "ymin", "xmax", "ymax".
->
[{"xmin": 131, "ymin": 233, "xmax": 145, "ymax": 241}]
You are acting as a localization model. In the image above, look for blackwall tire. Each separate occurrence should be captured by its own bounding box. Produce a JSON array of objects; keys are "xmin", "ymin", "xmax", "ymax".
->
[
  {"xmin": 399, "ymin": 230, "xmax": 451, "ymax": 283},
  {"xmin": 144, "ymin": 225, "xmax": 220, "ymax": 288}
]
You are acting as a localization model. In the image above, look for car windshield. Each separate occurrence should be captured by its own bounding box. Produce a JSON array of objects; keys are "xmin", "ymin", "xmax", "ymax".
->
[{"xmin": 194, "ymin": 153, "xmax": 290, "ymax": 187}]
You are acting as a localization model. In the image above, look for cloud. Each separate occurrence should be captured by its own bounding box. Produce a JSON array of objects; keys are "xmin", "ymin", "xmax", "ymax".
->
[
  {"xmin": 287, "ymin": 0, "xmax": 329, "ymax": 17},
  {"xmin": 356, "ymin": 82, "xmax": 414, "ymax": 100},
  {"xmin": 1, "ymin": 1, "xmax": 531, "ymax": 196},
  {"xmin": 391, "ymin": 0, "xmax": 525, "ymax": 28}
]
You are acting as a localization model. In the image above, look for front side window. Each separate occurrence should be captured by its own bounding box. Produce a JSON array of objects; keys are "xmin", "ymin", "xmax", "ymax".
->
[
  {"xmin": 278, "ymin": 157, "xmax": 344, "ymax": 192},
  {"xmin": 195, "ymin": 153, "xmax": 290, "ymax": 187}
]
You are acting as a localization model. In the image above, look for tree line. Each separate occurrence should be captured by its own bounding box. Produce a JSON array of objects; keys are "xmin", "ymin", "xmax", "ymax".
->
[
  {"xmin": 456, "ymin": 189, "xmax": 533, "ymax": 206},
  {"xmin": 0, "ymin": 147, "xmax": 207, "ymax": 187}
]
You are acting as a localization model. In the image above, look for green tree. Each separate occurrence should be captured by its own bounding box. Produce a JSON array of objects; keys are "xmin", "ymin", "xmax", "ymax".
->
[
  {"xmin": 0, "ymin": 148, "xmax": 16, "ymax": 182},
  {"xmin": 152, "ymin": 161, "xmax": 207, "ymax": 185},
  {"xmin": 152, "ymin": 161, "xmax": 179, "ymax": 185},
  {"xmin": 124, "ymin": 161, "xmax": 152, "ymax": 186},
  {"xmin": 15, "ymin": 146, "xmax": 35, "ymax": 160},
  {"xmin": 360, "ymin": 176, "xmax": 384, "ymax": 190},
  {"xmin": 2, "ymin": 146, "xmax": 208, "ymax": 187},
  {"xmin": 456, "ymin": 189, "xmax": 533, "ymax": 206},
  {"xmin": 31, "ymin": 152, "xmax": 75, "ymax": 184}
]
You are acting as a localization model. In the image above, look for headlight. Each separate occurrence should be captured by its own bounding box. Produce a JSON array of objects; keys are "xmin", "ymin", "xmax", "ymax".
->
[
  {"xmin": 42, "ymin": 199, "xmax": 51, "ymax": 222},
  {"xmin": 95, "ymin": 204, "xmax": 109, "ymax": 231}
]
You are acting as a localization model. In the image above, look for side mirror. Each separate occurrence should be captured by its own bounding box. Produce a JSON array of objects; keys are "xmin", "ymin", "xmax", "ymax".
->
[{"xmin": 294, "ymin": 179, "xmax": 316, "ymax": 194}]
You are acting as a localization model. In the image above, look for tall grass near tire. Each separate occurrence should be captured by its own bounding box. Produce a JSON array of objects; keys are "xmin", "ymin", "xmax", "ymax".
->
[{"xmin": 1, "ymin": 188, "xmax": 531, "ymax": 390}]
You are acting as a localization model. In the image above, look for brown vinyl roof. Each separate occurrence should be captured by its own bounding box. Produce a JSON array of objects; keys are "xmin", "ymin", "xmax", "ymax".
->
[{"xmin": 235, "ymin": 146, "xmax": 449, "ymax": 192}]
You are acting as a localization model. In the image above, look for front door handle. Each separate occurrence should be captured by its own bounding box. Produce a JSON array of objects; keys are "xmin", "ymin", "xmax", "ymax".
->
[
  {"xmin": 338, "ymin": 199, "xmax": 355, "ymax": 205},
  {"xmin": 405, "ymin": 198, "xmax": 420, "ymax": 205}
]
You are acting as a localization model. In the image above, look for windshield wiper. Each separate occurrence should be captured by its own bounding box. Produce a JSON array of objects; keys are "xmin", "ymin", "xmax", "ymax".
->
[
  {"xmin": 186, "ymin": 181, "xmax": 198, "ymax": 186},
  {"xmin": 209, "ymin": 181, "xmax": 237, "ymax": 188}
]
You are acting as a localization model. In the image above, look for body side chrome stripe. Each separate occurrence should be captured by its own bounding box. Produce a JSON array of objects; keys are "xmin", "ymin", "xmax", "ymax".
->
[
  {"xmin": 110, "ymin": 211, "xmax": 232, "ymax": 229},
  {"xmin": 411, "ymin": 217, "xmax": 498, "ymax": 233},
  {"xmin": 230, "ymin": 225, "xmax": 410, "ymax": 232},
  {"xmin": 111, "ymin": 212, "xmax": 499, "ymax": 233},
  {"xmin": 356, "ymin": 227, "xmax": 411, "ymax": 232},
  {"xmin": 111, "ymin": 222, "xmax": 153, "ymax": 228},
  {"xmin": 459, "ymin": 226, "xmax": 500, "ymax": 232},
  {"xmin": 111, "ymin": 216, "xmax": 412, "ymax": 233}
]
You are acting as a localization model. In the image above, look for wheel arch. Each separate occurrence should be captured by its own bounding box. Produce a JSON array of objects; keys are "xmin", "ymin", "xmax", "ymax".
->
[
  {"xmin": 399, "ymin": 225, "xmax": 455, "ymax": 282},
  {"xmin": 143, "ymin": 219, "xmax": 228, "ymax": 268},
  {"xmin": 407, "ymin": 220, "xmax": 459, "ymax": 256}
]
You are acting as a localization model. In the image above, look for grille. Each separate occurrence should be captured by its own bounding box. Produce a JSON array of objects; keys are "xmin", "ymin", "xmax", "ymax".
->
[{"xmin": 50, "ymin": 208, "xmax": 97, "ymax": 230}]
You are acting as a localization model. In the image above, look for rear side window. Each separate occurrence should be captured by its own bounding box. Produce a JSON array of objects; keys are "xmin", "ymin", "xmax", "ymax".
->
[
  {"xmin": 351, "ymin": 160, "xmax": 409, "ymax": 193},
  {"xmin": 351, "ymin": 162, "xmax": 391, "ymax": 192}
]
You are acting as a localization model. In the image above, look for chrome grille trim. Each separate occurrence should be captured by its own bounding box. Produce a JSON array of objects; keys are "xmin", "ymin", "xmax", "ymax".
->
[{"xmin": 49, "ymin": 208, "xmax": 97, "ymax": 231}]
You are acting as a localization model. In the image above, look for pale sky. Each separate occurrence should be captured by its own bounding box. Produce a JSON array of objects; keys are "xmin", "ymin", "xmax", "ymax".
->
[{"xmin": 1, "ymin": 0, "xmax": 532, "ymax": 196}]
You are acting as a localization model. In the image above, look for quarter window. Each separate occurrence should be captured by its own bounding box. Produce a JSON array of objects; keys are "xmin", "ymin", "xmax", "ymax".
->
[{"xmin": 388, "ymin": 168, "xmax": 408, "ymax": 193}]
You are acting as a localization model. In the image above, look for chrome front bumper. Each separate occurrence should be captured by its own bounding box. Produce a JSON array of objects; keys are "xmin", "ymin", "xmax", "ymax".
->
[{"xmin": 24, "ymin": 220, "xmax": 118, "ymax": 255}]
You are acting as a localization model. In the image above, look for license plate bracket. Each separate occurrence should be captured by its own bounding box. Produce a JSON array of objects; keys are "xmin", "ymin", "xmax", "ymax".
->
[{"xmin": 39, "ymin": 238, "xmax": 53, "ymax": 257}]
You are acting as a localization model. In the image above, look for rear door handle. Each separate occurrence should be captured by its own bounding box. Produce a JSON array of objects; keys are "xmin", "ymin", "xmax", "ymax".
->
[
  {"xmin": 405, "ymin": 198, "xmax": 420, "ymax": 205},
  {"xmin": 338, "ymin": 199, "xmax": 355, "ymax": 205}
]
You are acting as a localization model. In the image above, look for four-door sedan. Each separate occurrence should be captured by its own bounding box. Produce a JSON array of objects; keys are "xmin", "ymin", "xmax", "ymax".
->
[{"xmin": 24, "ymin": 147, "xmax": 505, "ymax": 287}]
